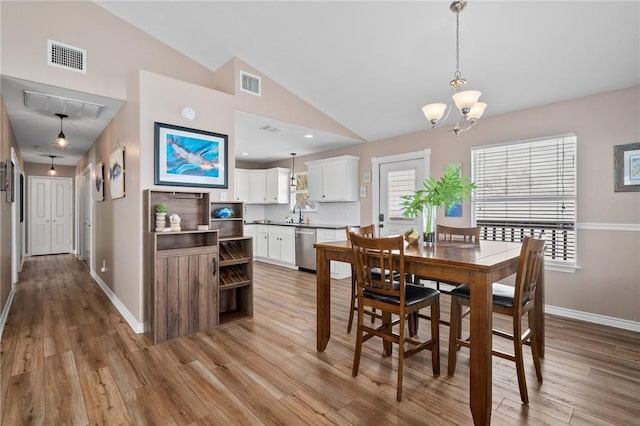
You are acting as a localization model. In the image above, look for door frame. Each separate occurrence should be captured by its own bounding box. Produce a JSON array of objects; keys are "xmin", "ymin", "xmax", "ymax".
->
[
  {"xmin": 77, "ymin": 164, "xmax": 93, "ymax": 269},
  {"xmin": 371, "ymin": 149, "xmax": 430, "ymax": 235}
]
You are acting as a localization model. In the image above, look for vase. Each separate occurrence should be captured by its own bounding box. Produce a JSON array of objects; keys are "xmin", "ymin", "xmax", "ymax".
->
[
  {"xmin": 155, "ymin": 212, "xmax": 166, "ymax": 232},
  {"xmin": 422, "ymin": 205, "xmax": 437, "ymax": 245}
]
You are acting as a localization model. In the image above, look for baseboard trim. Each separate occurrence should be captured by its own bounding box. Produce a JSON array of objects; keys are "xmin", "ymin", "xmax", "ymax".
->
[
  {"xmin": 90, "ymin": 271, "xmax": 145, "ymax": 334},
  {"xmin": 546, "ymin": 304, "xmax": 640, "ymax": 332},
  {"xmin": 0, "ymin": 289, "xmax": 16, "ymax": 342}
]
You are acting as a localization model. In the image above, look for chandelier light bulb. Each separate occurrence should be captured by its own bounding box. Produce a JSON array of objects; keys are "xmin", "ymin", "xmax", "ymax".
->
[
  {"xmin": 422, "ymin": 103, "xmax": 448, "ymax": 125},
  {"xmin": 452, "ymin": 90, "xmax": 481, "ymax": 114},
  {"xmin": 466, "ymin": 102, "xmax": 487, "ymax": 120}
]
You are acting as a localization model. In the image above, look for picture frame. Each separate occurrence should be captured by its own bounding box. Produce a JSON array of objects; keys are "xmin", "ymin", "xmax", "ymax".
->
[
  {"xmin": 5, "ymin": 160, "xmax": 14, "ymax": 203},
  {"xmin": 444, "ymin": 162, "xmax": 463, "ymax": 217},
  {"xmin": 109, "ymin": 147, "xmax": 125, "ymax": 200},
  {"xmin": 154, "ymin": 122, "xmax": 228, "ymax": 189},
  {"xmin": 614, "ymin": 142, "xmax": 640, "ymax": 192},
  {"xmin": 0, "ymin": 161, "xmax": 5, "ymax": 192},
  {"xmin": 94, "ymin": 161, "xmax": 104, "ymax": 202}
]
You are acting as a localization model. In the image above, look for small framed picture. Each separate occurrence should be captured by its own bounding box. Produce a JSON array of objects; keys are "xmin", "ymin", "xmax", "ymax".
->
[
  {"xmin": 614, "ymin": 143, "xmax": 640, "ymax": 192},
  {"xmin": 359, "ymin": 185, "xmax": 367, "ymax": 198},
  {"xmin": 362, "ymin": 170, "xmax": 371, "ymax": 183}
]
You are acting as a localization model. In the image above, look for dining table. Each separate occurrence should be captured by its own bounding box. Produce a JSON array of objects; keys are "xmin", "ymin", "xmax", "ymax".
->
[{"xmin": 314, "ymin": 239, "xmax": 545, "ymax": 426}]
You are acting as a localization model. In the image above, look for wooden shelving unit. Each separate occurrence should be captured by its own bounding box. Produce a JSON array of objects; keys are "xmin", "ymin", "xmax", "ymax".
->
[
  {"xmin": 210, "ymin": 201, "xmax": 253, "ymax": 325},
  {"xmin": 144, "ymin": 190, "xmax": 219, "ymax": 344}
]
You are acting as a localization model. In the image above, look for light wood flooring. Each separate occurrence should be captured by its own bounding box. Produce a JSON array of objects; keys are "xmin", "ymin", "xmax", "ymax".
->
[{"xmin": 1, "ymin": 254, "xmax": 639, "ymax": 425}]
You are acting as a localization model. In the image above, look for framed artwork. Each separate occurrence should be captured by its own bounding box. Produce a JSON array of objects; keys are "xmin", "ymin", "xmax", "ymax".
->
[
  {"xmin": 362, "ymin": 170, "xmax": 371, "ymax": 183},
  {"xmin": 444, "ymin": 162, "xmax": 463, "ymax": 217},
  {"xmin": 154, "ymin": 122, "xmax": 228, "ymax": 188},
  {"xmin": 109, "ymin": 147, "xmax": 125, "ymax": 199},
  {"xmin": 5, "ymin": 160, "xmax": 14, "ymax": 203},
  {"xmin": 94, "ymin": 161, "xmax": 104, "ymax": 202},
  {"xmin": 614, "ymin": 143, "xmax": 640, "ymax": 192}
]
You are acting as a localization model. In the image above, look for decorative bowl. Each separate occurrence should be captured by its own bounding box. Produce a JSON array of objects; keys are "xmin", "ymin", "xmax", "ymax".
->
[{"xmin": 213, "ymin": 207, "xmax": 234, "ymax": 219}]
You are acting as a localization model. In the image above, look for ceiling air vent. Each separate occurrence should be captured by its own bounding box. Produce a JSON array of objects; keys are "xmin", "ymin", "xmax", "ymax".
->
[
  {"xmin": 48, "ymin": 40, "xmax": 87, "ymax": 74},
  {"xmin": 240, "ymin": 71, "xmax": 261, "ymax": 96}
]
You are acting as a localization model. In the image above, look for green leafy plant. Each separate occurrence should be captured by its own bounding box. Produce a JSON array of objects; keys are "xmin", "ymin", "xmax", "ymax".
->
[
  {"xmin": 401, "ymin": 164, "xmax": 476, "ymax": 217},
  {"xmin": 155, "ymin": 203, "xmax": 168, "ymax": 214}
]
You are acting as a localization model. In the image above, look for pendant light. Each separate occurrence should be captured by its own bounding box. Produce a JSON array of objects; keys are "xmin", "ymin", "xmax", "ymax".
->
[
  {"xmin": 51, "ymin": 113, "xmax": 70, "ymax": 150},
  {"xmin": 48, "ymin": 155, "xmax": 57, "ymax": 176},
  {"xmin": 422, "ymin": 1, "xmax": 487, "ymax": 136},
  {"xmin": 290, "ymin": 153, "xmax": 297, "ymax": 188}
]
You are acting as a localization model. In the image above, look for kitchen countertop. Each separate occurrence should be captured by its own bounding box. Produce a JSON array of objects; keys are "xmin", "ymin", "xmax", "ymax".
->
[{"xmin": 244, "ymin": 221, "xmax": 357, "ymax": 230}]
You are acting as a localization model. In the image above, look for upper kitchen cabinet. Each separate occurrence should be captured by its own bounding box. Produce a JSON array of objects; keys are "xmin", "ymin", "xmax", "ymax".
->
[
  {"xmin": 235, "ymin": 168, "xmax": 290, "ymax": 204},
  {"xmin": 306, "ymin": 155, "xmax": 359, "ymax": 202}
]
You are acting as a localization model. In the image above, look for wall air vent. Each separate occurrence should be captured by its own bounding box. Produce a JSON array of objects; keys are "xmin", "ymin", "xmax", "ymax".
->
[
  {"xmin": 48, "ymin": 40, "xmax": 87, "ymax": 74},
  {"xmin": 240, "ymin": 71, "xmax": 261, "ymax": 96},
  {"xmin": 259, "ymin": 125, "xmax": 284, "ymax": 133}
]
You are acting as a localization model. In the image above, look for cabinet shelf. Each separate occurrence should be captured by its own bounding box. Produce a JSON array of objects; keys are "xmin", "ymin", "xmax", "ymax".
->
[{"xmin": 219, "ymin": 264, "xmax": 251, "ymax": 287}]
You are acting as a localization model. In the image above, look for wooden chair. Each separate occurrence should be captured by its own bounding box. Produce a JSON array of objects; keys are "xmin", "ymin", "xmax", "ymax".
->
[
  {"xmin": 447, "ymin": 236, "xmax": 545, "ymax": 404},
  {"xmin": 349, "ymin": 232, "xmax": 440, "ymax": 402},
  {"xmin": 345, "ymin": 225, "xmax": 380, "ymax": 332},
  {"xmin": 414, "ymin": 225, "xmax": 480, "ymax": 293}
]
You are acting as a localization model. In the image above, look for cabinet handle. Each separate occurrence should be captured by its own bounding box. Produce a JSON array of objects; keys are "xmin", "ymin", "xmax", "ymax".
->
[{"xmin": 212, "ymin": 258, "xmax": 218, "ymax": 275}]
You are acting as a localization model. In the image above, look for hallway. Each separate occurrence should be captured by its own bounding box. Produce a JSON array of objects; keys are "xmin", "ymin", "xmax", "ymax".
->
[{"xmin": 1, "ymin": 255, "xmax": 639, "ymax": 424}]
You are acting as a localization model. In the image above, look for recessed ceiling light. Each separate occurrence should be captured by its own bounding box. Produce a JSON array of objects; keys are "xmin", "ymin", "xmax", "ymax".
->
[
  {"xmin": 304, "ymin": 134, "xmax": 314, "ymax": 139},
  {"xmin": 241, "ymin": 152, "xmax": 249, "ymax": 156}
]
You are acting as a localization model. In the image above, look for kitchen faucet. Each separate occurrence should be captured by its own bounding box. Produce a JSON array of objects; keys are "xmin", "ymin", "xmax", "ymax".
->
[{"xmin": 292, "ymin": 203, "xmax": 303, "ymax": 224}]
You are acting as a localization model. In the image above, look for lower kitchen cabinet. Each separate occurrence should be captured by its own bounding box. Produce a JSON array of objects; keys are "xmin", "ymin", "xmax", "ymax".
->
[
  {"xmin": 256, "ymin": 225, "xmax": 296, "ymax": 267},
  {"xmin": 316, "ymin": 228, "xmax": 351, "ymax": 279}
]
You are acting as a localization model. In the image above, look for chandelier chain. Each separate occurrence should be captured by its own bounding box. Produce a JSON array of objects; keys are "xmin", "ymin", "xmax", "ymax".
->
[{"xmin": 454, "ymin": 8, "xmax": 461, "ymax": 80}]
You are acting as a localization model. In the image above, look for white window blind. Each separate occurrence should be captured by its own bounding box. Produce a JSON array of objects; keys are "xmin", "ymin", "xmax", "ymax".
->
[
  {"xmin": 472, "ymin": 135, "xmax": 577, "ymax": 263},
  {"xmin": 388, "ymin": 169, "xmax": 415, "ymax": 220}
]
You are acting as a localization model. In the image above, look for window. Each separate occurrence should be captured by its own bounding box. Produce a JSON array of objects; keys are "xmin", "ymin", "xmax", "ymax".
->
[
  {"xmin": 472, "ymin": 135, "xmax": 577, "ymax": 266},
  {"xmin": 388, "ymin": 169, "xmax": 416, "ymax": 220},
  {"xmin": 290, "ymin": 172, "xmax": 317, "ymax": 211}
]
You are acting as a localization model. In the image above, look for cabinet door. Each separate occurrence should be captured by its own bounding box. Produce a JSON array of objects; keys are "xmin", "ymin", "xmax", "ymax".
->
[
  {"xmin": 244, "ymin": 224, "xmax": 257, "ymax": 257},
  {"xmin": 265, "ymin": 169, "xmax": 279, "ymax": 203},
  {"xmin": 280, "ymin": 234, "xmax": 296, "ymax": 265},
  {"xmin": 235, "ymin": 169, "xmax": 251, "ymax": 202},
  {"xmin": 249, "ymin": 171, "xmax": 267, "ymax": 203},
  {"xmin": 267, "ymin": 233, "xmax": 281, "ymax": 260},
  {"xmin": 322, "ymin": 161, "xmax": 348, "ymax": 201},
  {"xmin": 307, "ymin": 163, "xmax": 324, "ymax": 201},
  {"xmin": 256, "ymin": 230, "xmax": 269, "ymax": 258}
]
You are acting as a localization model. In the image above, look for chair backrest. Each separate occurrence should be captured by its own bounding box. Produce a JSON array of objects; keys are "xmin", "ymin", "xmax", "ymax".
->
[
  {"xmin": 513, "ymin": 236, "xmax": 546, "ymax": 313},
  {"xmin": 349, "ymin": 232, "xmax": 405, "ymax": 302},
  {"xmin": 436, "ymin": 225, "xmax": 480, "ymax": 243},
  {"xmin": 345, "ymin": 224, "xmax": 376, "ymax": 241}
]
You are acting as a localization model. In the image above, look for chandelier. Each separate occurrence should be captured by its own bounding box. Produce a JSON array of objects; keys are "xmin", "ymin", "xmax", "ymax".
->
[
  {"xmin": 290, "ymin": 153, "xmax": 297, "ymax": 188},
  {"xmin": 51, "ymin": 113, "xmax": 71, "ymax": 150},
  {"xmin": 422, "ymin": 1, "xmax": 486, "ymax": 136}
]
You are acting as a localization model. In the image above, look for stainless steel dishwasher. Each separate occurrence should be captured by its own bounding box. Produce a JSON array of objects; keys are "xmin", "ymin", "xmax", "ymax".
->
[{"xmin": 295, "ymin": 227, "xmax": 316, "ymax": 271}]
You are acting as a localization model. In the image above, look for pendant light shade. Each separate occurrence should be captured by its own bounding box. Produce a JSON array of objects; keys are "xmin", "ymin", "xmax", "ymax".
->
[
  {"xmin": 48, "ymin": 155, "xmax": 57, "ymax": 176},
  {"xmin": 52, "ymin": 113, "xmax": 70, "ymax": 151},
  {"xmin": 290, "ymin": 153, "xmax": 297, "ymax": 188}
]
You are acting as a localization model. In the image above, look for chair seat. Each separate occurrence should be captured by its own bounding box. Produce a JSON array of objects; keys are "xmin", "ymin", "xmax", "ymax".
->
[
  {"xmin": 449, "ymin": 283, "xmax": 529, "ymax": 308},
  {"xmin": 364, "ymin": 284, "xmax": 439, "ymax": 306}
]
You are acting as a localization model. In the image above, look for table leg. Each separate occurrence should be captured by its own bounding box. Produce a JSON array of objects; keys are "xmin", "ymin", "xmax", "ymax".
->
[
  {"xmin": 317, "ymin": 249, "xmax": 331, "ymax": 352},
  {"xmin": 535, "ymin": 257, "xmax": 545, "ymax": 357},
  {"xmin": 469, "ymin": 272, "xmax": 493, "ymax": 426}
]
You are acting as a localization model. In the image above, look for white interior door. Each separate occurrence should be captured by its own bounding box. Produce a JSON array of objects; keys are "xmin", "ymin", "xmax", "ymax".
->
[
  {"xmin": 29, "ymin": 176, "xmax": 72, "ymax": 256},
  {"xmin": 373, "ymin": 151, "xmax": 430, "ymax": 237}
]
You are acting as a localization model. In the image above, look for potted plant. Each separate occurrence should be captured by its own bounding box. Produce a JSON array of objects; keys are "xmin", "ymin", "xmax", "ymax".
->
[
  {"xmin": 401, "ymin": 164, "xmax": 476, "ymax": 244},
  {"xmin": 155, "ymin": 203, "xmax": 168, "ymax": 231}
]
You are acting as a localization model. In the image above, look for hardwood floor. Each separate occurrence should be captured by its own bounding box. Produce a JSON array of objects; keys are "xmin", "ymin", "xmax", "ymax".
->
[{"xmin": 2, "ymin": 254, "xmax": 639, "ymax": 425}]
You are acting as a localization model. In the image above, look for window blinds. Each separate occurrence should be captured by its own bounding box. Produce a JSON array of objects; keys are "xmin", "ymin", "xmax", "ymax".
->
[
  {"xmin": 472, "ymin": 135, "xmax": 577, "ymax": 262},
  {"xmin": 387, "ymin": 169, "xmax": 416, "ymax": 220}
]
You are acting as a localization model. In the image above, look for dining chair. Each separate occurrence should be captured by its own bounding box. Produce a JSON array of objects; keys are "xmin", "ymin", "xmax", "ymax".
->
[
  {"xmin": 447, "ymin": 236, "xmax": 545, "ymax": 404},
  {"xmin": 414, "ymin": 225, "xmax": 480, "ymax": 293},
  {"xmin": 345, "ymin": 225, "xmax": 380, "ymax": 332},
  {"xmin": 349, "ymin": 232, "xmax": 440, "ymax": 402}
]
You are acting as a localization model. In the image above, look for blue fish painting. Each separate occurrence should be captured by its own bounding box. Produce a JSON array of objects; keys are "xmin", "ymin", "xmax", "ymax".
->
[
  {"xmin": 166, "ymin": 133, "xmax": 220, "ymax": 177},
  {"xmin": 110, "ymin": 161, "xmax": 122, "ymax": 180}
]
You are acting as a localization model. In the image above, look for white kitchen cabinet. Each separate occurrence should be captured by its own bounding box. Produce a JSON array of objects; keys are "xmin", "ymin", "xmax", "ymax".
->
[
  {"xmin": 256, "ymin": 226, "xmax": 269, "ymax": 258},
  {"xmin": 316, "ymin": 228, "xmax": 351, "ymax": 279},
  {"xmin": 243, "ymin": 224, "xmax": 257, "ymax": 257},
  {"xmin": 234, "ymin": 169, "xmax": 251, "ymax": 202},
  {"xmin": 267, "ymin": 225, "xmax": 295, "ymax": 265},
  {"xmin": 235, "ymin": 168, "xmax": 290, "ymax": 204},
  {"xmin": 306, "ymin": 155, "xmax": 359, "ymax": 202}
]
